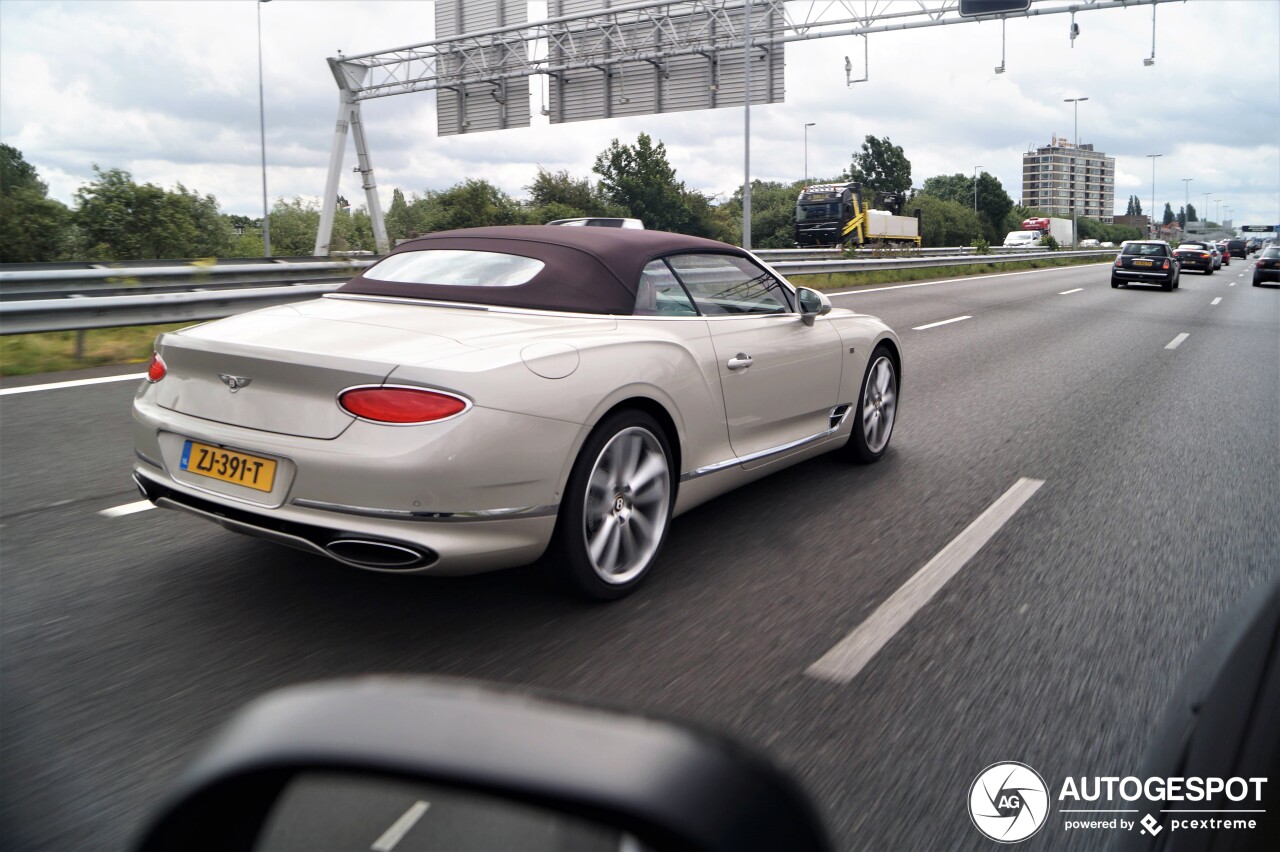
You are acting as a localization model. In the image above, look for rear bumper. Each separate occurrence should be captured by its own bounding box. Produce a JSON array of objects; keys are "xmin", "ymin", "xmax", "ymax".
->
[{"xmin": 1113, "ymin": 267, "xmax": 1176, "ymax": 283}]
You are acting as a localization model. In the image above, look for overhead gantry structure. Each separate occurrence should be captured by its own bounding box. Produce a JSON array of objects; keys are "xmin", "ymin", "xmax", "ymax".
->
[{"xmin": 314, "ymin": 0, "xmax": 1180, "ymax": 255}]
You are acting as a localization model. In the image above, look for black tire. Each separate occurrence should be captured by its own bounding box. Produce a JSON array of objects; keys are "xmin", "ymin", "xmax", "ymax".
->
[
  {"xmin": 1162, "ymin": 279, "xmax": 1173, "ymax": 292},
  {"xmin": 843, "ymin": 345, "xmax": 898, "ymax": 464},
  {"xmin": 1111, "ymin": 276, "xmax": 1120, "ymax": 289},
  {"xmin": 549, "ymin": 410, "xmax": 674, "ymax": 600}
]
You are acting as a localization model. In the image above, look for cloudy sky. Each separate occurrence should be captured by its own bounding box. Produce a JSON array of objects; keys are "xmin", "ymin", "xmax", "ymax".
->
[{"xmin": 2, "ymin": 0, "xmax": 1277, "ymax": 229}]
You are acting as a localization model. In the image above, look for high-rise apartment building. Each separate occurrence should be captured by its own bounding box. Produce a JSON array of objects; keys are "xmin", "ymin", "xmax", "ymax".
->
[{"xmin": 1022, "ymin": 136, "xmax": 1115, "ymax": 224}]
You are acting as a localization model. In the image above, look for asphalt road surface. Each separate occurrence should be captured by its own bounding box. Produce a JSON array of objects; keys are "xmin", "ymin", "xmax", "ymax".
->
[{"xmin": 2, "ymin": 258, "xmax": 1278, "ymax": 850}]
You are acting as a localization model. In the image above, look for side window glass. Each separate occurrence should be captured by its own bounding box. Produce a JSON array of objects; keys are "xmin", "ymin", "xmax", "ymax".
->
[
  {"xmin": 634, "ymin": 260, "xmax": 697, "ymax": 316},
  {"xmin": 665, "ymin": 254, "xmax": 793, "ymax": 316}
]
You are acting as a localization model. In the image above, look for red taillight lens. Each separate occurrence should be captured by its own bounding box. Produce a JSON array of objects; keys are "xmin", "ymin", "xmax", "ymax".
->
[
  {"xmin": 1114, "ymin": 257, "xmax": 1122, "ymax": 267},
  {"xmin": 147, "ymin": 353, "xmax": 166, "ymax": 382},
  {"xmin": 1162, "ymin": 260, "xmax": 1171, "ymax": 270},
  {"xmin": 339, "ymin": 387, "xmax": 468, "ymax": 424},
  {"xmin": 1199, "ymin": 253, "xmax": 1209, "ymax": 259}
]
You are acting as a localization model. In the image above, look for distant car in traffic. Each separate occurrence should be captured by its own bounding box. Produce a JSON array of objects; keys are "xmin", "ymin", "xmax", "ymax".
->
[
  {"xmin": 1002, "ymin": 230, "xmax": 1042, "ymax": 248},
  {"xmin": 1225, "ymin": 238, "xmax": 1249, "ymax": 258},
  {"xmin": 1079, "ymin": 238, "xmax": 1100, "ymax": 248},
  {"xmin": 1112, "ymin": 241, "xmax": 1180, "ymax": 291},
  {"xmin": 1253, "ymin": 246, "xmax": 1280, "ymax": 287},
  {"xmin": 1173, "ymin": 242, "xmax": 1216, "ymax": 275},
  {"xmin": 547, "ymin": 217, "xmax": 645, "ymax": 229},
  {"xmin": 1215, "ymin": 241, "xmax": 1231, "ymax": 266}
]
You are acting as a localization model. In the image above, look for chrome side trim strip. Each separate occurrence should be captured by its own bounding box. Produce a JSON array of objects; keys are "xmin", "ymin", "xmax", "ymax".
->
[
  {"xmin": 290, "ymin": 498, "xmax": 558, "ymax": 522},
  {"xmin": 680, "ymin": 405, "xmax": 852, "ymax": 482}
]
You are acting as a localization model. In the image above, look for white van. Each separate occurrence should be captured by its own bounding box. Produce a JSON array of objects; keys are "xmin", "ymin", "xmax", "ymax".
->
[{"xmin": 1003, "ymin": 230, "xmax": 1041, "ymax": 248}]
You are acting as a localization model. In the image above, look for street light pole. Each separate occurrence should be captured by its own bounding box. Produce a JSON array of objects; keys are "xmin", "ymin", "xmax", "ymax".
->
[
  {"xmin": 1202, "ymin": 192, "xmax": 1212, "ymax": 228},
  {"xmin": 1215, "ymin": 199, "xmax": 1222, "ymax": 225},
  {"xmin": 1146, "ymin": 153, "xmax": 1162, "ymax": 237},
  {"xmin": 1181, "ymin": 177, "xmax": 1193, "ymax": 228},
  {"xmin": 804, "ymin": 122, "xmax": 816, "ymax": 187},
  {"xmin": 1064, "ymin": 97, "xmax": 1088, "ymax": 247},
  {"xmin": 257, "ymin": 0, "xmax": 272, "ymax": 257}
]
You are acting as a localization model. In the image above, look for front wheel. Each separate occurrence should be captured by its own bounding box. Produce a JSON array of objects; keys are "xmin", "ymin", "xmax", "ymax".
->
[
  {"xmin": 550, "ymin": 411, "xmax": 674, "ymax": 600},
  {"xmin": 843, "ymin": 345, "xmax": 898, "ymax": 464}
]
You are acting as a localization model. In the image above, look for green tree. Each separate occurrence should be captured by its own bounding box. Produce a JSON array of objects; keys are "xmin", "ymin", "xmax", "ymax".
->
[
  {"xmin": 1185, "ymin": 202, "xmax": 1198, "ymax": 223},
  {"xmin": 423, "ymin": 179, "xmax": 523, "ymax": 232},
  {"xmin": 905, "ymin": 193, "xmax": 984, "ymax": 248},
  {"xmin": 525, "ymin": 168, "xmax": 614, "ymax": 216},
  {"xmin": 72, "ymin": 166, "xmax": 233, "ymax": 259},
  {"xmin": 848, "ymin": 135, "xmax": 912, "ymax": 196},
  {"xmin": 920, "ymin": 171, "xmax": 1012, "ymax": 243},
  {"xmin": 593, "ymin": 133, "xmax": 691, "ymax": 232},
  {"xmin": 1177, "ymin": 206, "xmax": 1186, "ymax": 228},
  {"xmin": 265, "ymin": 197, "xmax": 322, "ymax": 255},
  {"xmin": 1162, "ymin": 202, "xmax": 1175, "ymax": 226},
  {"xmin": 0, "ymin": 144, "xmax": 72, "ymax": 262},
  {"xmin": 721, "ymin": 180, "xmax": 804, "ymax": 248}
]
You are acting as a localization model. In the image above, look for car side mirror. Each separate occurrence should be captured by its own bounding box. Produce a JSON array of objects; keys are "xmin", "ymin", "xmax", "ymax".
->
[
  {"xmin": 797, "ymin": 287, "xmax": 832, "ymax": 326},
  {"xmin": 132, "ymin": 677, "xmax": 831, "ymax": 852}
]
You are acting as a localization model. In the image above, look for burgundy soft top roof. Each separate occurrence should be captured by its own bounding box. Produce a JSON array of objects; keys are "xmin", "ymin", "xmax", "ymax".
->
[{"xmin": 338, "ymin": 225, "xmax": 753, "ymax": 315}]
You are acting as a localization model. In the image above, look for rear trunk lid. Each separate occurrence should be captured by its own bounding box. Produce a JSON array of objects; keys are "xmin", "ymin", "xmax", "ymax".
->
[{"xmin": 152, "ymin": 301, "xmax": 479, "ymax": 439}]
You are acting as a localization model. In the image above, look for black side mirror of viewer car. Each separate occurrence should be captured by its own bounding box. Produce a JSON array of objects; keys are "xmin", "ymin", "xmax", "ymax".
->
[{"xmin": 132, "ymin": 677, "xmax": 832, "ymax": 852}]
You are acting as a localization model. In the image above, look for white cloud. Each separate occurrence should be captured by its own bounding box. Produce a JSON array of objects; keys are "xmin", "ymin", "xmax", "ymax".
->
[{"xmin": 2, "ymin": 0, "xmax": 1277, "ymax": 227}]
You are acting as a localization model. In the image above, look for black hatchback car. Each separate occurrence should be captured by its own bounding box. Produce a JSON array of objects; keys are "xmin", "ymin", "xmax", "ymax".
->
[
  {"xmin": 1225, "ymin": 238, "xmax": 1249, "ymax": 258},
  {"xmin": 1112, "ymin": 241, "xmax": 1180, "ymax": 291},
  {"xmin": 1173, "ymin": 242, "xmax": 1216, "ymax": 275},
  {"xmin": 1253, "ymin": 246, "xmax": 1280, "ymax": 287}
]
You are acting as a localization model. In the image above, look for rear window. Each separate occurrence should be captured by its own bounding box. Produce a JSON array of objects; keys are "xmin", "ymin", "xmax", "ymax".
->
[
  {"xmin": 1122, "ymin": 243, "xmax": 1169, "ymax": 257},
  {"xmin": 364, "ymin": 249, "xmax": 544, "ymax": 287},
  {"xmin": 1264, "ymin": 247, "xmax": 1280, "ymax": 258}
]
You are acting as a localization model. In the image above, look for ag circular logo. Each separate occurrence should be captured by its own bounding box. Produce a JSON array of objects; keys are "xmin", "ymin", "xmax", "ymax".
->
[{"xmin": 968, "ymin": 762, "xmax": 1050, "ymax": 843}]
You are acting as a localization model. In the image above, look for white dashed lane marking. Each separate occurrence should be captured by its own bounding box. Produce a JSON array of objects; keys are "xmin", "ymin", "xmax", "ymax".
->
[
  {"xmin": 806, "ymin": 478, "xmax": 1045, "ymax": 684},
  {"xmin": 1166, "ymin": 333, "xmax": 1191, "ymax": 350},
  {"xmin": 99, "ymin": 501, "xmax": 155, "ymax": 518},
  {"xmin": 913, "ymin": 315, "xmax": 972, "ymax": 331}
]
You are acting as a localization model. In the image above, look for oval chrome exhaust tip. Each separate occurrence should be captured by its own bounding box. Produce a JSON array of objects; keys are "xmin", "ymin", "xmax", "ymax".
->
[{"xmin": 325, "ymin": 539, "xmax": 428, "ymax": 570}]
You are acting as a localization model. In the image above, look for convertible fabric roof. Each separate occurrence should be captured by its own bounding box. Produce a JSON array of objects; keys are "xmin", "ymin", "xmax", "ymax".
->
[{"xmin": 338, "ymin": 226, "xmax": 753, "ymax": 315}]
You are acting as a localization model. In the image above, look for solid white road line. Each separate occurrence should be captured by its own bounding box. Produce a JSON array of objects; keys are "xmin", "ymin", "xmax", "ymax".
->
[
  {"xmin": 1166, "ymin": 333, "xmax": 1191, "ymax": 350},
  {"xmin": 1059, "ymin": 288, "xmax": 1084, "ymax": 295},
  {"xmin": 372, "ymin": 801, "xmax": 430, "ymax": 852},
  {"xmin": 1211, "ymin": 297, "xmax": 1223, "ymax": 306},
  {"xmin": 0, "ymin": 372, "xmax": 146, "ymax": 397},
  {"xmin": 913, "ymin": 315, "xmax": 972, "ymax": 331},
  {"xmin": 828, "ymin": 262, "xmax": 1111, "ymax": 297},
  {"xmin": 806, "ymin": 477, "xmax": 1045, "ymax": 684},
  {"xmin": 1229, "ymin": 282, "xmax": 1236, "ymax": 287},
  {"xmin": 98, "ymin": 500, "xmax": 155, "ymax": 518}
]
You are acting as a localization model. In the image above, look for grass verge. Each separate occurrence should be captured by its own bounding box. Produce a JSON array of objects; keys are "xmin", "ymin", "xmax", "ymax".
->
[
  {"xmin": 792, "ymin": 253, "xmax": 1109, "ymax": 291},
  {"xmin": 0, "ymin": 323, "xmax": 189, "ymax": 377}
]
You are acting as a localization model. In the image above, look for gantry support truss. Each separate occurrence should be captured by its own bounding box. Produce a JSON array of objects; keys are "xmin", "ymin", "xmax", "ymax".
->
[{"xmin": 315, "ymin": 0, "xmax": 1178, "ymax": 255}]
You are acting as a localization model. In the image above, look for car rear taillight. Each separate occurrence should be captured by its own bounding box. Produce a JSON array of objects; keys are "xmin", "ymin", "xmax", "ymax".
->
[
  {"xmin": 1114, "ymin": 257, "xmax": 1123, "ymax": 267},
  {"xmin": 1199, "ymin": 253, "xmax": 1209, "ymax": 259},
  {"xmin": 147, "ymin": 352, "xmax": 167, "ymax": 382},
  {"xmin": 339, "ymin": 386, "xmax": 469, "ymax": 424},
  {"xmin": 1162, "ymin": 260, "xmax": 1171, "ymax": 270}
]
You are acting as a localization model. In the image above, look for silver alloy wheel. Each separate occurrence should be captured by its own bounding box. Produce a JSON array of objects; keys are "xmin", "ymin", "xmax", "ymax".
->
[
  {"xmin": 581, "ymin": 426, "xmax": 671, "ymax": 585},
  {"xmin": 861, "ymin": 355, "xmax": 897, "ymax": 454}
]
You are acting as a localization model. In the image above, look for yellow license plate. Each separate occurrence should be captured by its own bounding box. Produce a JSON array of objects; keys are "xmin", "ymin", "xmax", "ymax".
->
[
  {"xmin": 181, "ymin": 440, "xmax": 277, "ymax": 492},
  {"xmin": 1133, "ymin": 260, "xmax": 1153, "ymax": 267}
]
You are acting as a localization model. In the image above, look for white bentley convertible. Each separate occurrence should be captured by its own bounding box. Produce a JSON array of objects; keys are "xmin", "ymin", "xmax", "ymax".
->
[{"xmin": 132, "ymin": 226, "xmax": 901, "ymax": 598}]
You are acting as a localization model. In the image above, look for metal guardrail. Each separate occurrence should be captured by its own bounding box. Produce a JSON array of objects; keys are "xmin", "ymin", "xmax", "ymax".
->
[{"xmin": 0, "ymin": 249, "xmax": 1117, "ymax": 335}]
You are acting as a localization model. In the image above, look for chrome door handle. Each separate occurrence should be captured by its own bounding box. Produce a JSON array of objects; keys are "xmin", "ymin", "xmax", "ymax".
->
[{"xmin": 726, "ymin": 353, "xmax": 753, "ymax": 370}]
